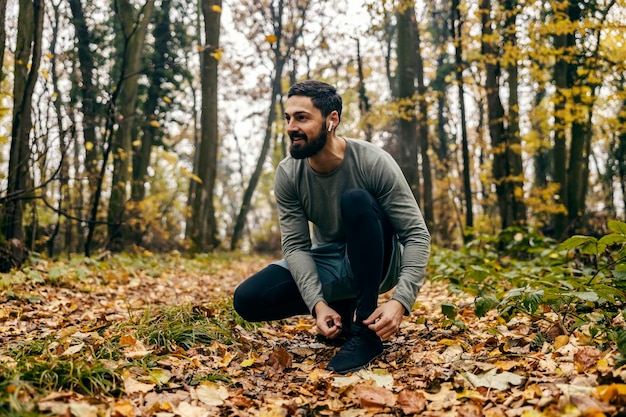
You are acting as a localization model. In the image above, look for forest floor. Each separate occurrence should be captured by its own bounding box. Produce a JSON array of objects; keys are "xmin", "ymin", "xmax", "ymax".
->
[{"xmin": 1, "ymin": 253, "xmax": 625, "ymax": 416}]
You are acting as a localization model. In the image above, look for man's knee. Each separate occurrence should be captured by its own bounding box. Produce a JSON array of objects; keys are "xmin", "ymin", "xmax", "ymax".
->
[
  {"xmin": 341, "ymin": 189, "xmax": 376, "ymax": 220},
  {"xmin": 233, "ymin": 283, "xmax": 256, "ymax": 321}
]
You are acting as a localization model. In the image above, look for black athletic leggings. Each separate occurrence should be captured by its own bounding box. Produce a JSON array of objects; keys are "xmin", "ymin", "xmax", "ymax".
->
[{"xmin": 233, "ymin": 189, "xmax": 394, "ymax": 325}]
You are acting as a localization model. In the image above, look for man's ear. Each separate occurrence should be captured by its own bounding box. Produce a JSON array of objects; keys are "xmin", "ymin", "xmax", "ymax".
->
[{"xmin": 327, "ymin": 111, "xmax": 339, "ymax": 131}]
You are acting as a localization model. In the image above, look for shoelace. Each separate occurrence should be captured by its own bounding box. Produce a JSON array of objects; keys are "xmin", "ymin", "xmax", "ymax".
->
[{"xmin": 341, "ymin": 333, "xmax": 366, "ymax": 351}]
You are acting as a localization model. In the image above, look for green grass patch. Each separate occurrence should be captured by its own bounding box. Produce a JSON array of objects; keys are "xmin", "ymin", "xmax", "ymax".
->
[{"xmin": 0, "ymin": 301, "xmax": 249, "ymax": 414}]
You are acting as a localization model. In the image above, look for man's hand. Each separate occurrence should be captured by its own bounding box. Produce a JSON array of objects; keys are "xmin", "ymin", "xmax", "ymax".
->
[
  {"xmin": 362, "ymin": 299, "xmax": 405, "ymax": 340},
  {"xmin": 314, "ymin": 301, "xmax": 343, "ymax": 339}
]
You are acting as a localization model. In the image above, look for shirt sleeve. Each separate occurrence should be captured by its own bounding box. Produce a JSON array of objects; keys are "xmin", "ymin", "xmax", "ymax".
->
[
  {"xmin": 274, "ymin": 164, "xmax": 326, "ymax": 313},
  {"xmin": 370, "ymin": 152, "xmax": 431, "ymax": 313}
]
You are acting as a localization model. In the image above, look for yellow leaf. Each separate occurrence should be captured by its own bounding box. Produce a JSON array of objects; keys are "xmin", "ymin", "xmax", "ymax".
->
[
  {"xmin": 210, "ymin": 49, "xmax": 222, "ymax": 60},
  {"xmin": 295, "ymin": 317, "xmax": 313, "ymax": 330},
  {"xmin": 162, "ymin": 152, "xmax": 178, "ymax": 164},
  {"xmin": 149, "ymin": 120, "xmax": 160, "ymax": 128},
  {"xmin": 553, "ymin": 335, "xmax": 569, "ymax": 349},
  {"xmin": 196, "ymin": 44, "xmax": 203, "ymax": 52},
  {"xmin": 218, "ymin": 351, "xmax": 234, "ymax": 368},
  {"xmin": 180, "ymin": 166, "xmax": 203, "ymax": 184},
  {"xmin": 265, "ymin": 34, "xmax": 277, "ymax": 43},
  {"xmin": 240, "ymin": 357, "xmax": 255, "ymax": 367},
  {"xmin": 113, "ymin": 401, "xmax": 135, "ymax": 417},
  {"xmin": 597, "ymin": 383, "xmax": 626, "ymax": 402},
  {"xmin": 212, "ymin": 5, "xmax": 222, "ymax": 12},
  {"xmin": 596, "ymin": 358, "xmax": 609, "ymax": 372},
  {"xmin": 163, "ymin": 96, "xmax": 172, "ymax": 104},
  {"xmin": 119, "ymin": 334, "xmax": 137, "ymax": 347},
  {"xmin": 85, "ymin": 141, "xmax": 94, "ymax": 151},
  {"xmin": 45, "ymin": 53, "xmax": 54, "ymax": 59}
]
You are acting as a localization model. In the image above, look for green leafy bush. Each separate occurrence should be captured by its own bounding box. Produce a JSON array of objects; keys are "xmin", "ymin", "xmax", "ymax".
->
[{"xmin": 430, "ymin": 221, "xmax": 626, "ymax": 356}]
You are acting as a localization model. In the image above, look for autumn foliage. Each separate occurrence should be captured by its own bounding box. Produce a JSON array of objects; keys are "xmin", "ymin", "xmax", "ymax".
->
[{"xmin": 1, "ymin": 223, "xmax": 626, "ymax": 416}]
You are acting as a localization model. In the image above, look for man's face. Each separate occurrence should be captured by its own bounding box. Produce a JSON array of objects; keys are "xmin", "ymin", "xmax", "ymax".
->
[{"xmin": 284, "ymin": 96, "xmax": 328, "ymax": 159}]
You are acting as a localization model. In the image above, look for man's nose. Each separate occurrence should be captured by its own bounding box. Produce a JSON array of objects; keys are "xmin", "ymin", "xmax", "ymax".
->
[{"xmin": 286, "ymin": 119, "xmax": 298, "ymax": 132}]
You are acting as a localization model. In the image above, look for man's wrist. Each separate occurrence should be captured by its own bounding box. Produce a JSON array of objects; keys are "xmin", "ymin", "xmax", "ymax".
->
[
  {"xmin": 313, "ymin": 300, "xmax": 327, "ymax": 317},
  {"xmin": 388, "ymin": 298, "xmax": 408, "ymax": 315}
]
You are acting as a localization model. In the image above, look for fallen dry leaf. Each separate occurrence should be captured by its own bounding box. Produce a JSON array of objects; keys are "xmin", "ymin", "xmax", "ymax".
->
[
  {"xmin": 463, "ymin": 368, "xmax": 524, "ymax": 390},
  {"xmin": 173, "ymin": 401, "xmax": 210, "ymax": 417},
  {"xmin": 112, "ymin": 400, "xmax": 135, "ymax": 417},
  {"xmin": 423, "ymin": 383, "xmax": 460, "ymax": 410},
  {"xmin": 123, "ymin": 375, "xmax": 155, "ymax": 394},
  {"xmin": 574, "ymin": 346, "xmax": 603, "ymax": 372},
  {"xmin": 267, "ymin": 346, "xmax": 292, "ymax": 373},
  {"xmin": 195, "ymin": 381, "xmax": 229, "ymax": 406},
  {"xmin": 355, "ymin": 385, "xmax": 395, "ymax": 408},
  {"xmin": 61, "ymin": 342, "xmax": 85, "ymax": 356},
  {"xmin": 397, "ymin": 389, "xmax": 426, "ymax": 414},
  {"xmin": 69, "ymin": 401, "xmax": 100, "ymax": 417},
  {"xmin": 456, "ymin": 401, "xmax": 483, "ymax": 417}
]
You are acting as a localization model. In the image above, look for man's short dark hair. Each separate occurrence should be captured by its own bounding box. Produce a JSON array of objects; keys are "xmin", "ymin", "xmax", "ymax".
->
[{"xmin": 287, "ymin": 80, "xmax": 343, "ymax": 120}]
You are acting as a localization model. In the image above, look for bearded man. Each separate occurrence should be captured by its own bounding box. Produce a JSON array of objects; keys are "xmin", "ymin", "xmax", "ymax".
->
[{"xmin": 233, "ymin": 80, "xmax": 431, "ymax": 374}]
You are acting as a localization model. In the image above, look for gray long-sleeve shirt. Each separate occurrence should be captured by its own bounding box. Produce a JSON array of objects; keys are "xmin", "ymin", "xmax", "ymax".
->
[{"xmin": 274, "ymin": 138, "xmax": 431, "ymax": 314}]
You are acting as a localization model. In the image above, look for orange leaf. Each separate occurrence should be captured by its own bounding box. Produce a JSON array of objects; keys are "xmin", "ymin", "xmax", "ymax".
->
[
  {"xmin": 112, "ymin": 400, "xmax": 135, "ymax": 417},
  {"xmin": 355, "ymin": 385, "xmax": 395, "ymax": 409},
  {"xmin": 119, "ymin": 334, "xmax": 137, "ymax": 347},
  {"xmin": 597, "ymin": 383, "xmax": 626, "ymax": 403},
  {"xmin": 574, "ymin": 346, "xmax": 602, "ymax": 372},
  {"xmin": 397, "ymin": 389, "xmax": 426, "ymax": 414},
  {"xmin": 267, "ymin": 346, "xmax": 292, "ymax": 373}
]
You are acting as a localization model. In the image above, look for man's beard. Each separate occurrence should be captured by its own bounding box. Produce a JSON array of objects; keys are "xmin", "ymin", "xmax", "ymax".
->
[{"xmin": 289, "ymin": 125, "xmax": 328, "ymax": 159}]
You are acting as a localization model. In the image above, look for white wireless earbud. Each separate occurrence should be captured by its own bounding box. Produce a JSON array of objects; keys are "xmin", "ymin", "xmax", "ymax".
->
[{"xmin": 328, "ymin": 121, "xmax": 334, "ymax": 132}]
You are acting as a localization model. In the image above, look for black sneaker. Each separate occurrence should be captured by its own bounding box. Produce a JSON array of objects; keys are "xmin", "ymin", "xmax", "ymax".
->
[
  {"xmin": 315, "ymin": 326, "xmax": 354, "ymax": 347},
  {"xmin": 326, "ymin": 326, "xmax": 384, "ymax": 374}
]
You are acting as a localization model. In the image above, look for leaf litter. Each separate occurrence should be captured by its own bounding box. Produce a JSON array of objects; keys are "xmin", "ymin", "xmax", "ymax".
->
[{"xmin": 0, "ymin": 253, "xmax": 625, "ymax": 416}]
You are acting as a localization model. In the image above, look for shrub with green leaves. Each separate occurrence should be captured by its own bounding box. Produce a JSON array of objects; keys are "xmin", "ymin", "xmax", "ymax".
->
[{"xmin": 430, "ymin": 220, "xmax": 626, "ymax": 356}]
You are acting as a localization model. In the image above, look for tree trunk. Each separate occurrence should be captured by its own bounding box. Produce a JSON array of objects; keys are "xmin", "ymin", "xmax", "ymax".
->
[
  {"xmin": 504, "ymin": 0, "xmax": 526, "ymax": 225},
  {"xmin": 0, "ymin": 0, "xmax": 7, "ymax": 83},
  {"xmin": 230, "ymin": 0, "xmax": 310, "ymax": 250},
  {"xmin": 68, "ymin": 0, "xmax": 101, "ymax": 198},
  {"xmin": 452, "ymin": 0, "xmax": 473, "ymax": 234},
  {"xmin": 185, "ymin": 1, "xmax": 203, "ymax": 240},
  {"xmin": 1, "ymin": 0, "xmax": 44, "ymax": 242},
  {"xmin": 190, "ymin": 0, "xmax": 222, "ymax": 251},
  {"xmin": 617, "ymin": 93, "xmax": 626, "ymax": 215},
  {"xmin": 131, "ymin": 2, "xmax": 173, "ymax": 202},
  {"xmin": 394, "ymin": 2, "xmax": 420, "ymax": 202},
  {"xmin": 49, "ymin": 1, "xmax": 70, "ymax": 257},
  {"xmin": 356, "ymin": 37, "xmax": 373, "ymax": 142},
  {"xmin": 551, "ymin": 0, "xmax": 572, "ymax": 238},
  {"xmin": 482, "ymin": 0, "xmax": 517, "ymax": 229},
  {"xmin": 413, "ymin": 10, "xmax": 434, "ymax": 232},
  {"xmin": 107, "ymin": 0, "xmax": 155, "ymax": 251}
]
